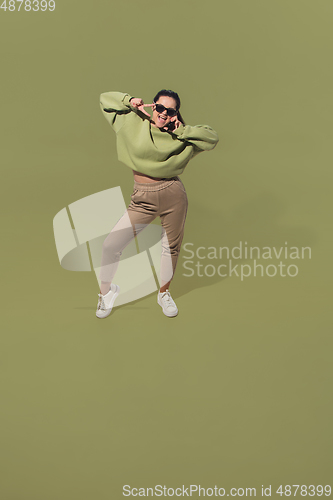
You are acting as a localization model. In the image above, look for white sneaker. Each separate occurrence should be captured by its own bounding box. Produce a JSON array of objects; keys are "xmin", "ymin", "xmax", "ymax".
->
[
  {"xmin": 96, "ymin": 283, "xmax": 120, "ymax": 319},
  {"xmin": 157, "ymin": 289, "xmax": 178, "ymax": 317}
]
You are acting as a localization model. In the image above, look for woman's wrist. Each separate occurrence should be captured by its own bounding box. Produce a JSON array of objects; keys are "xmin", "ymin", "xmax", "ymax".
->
[{"xmin": 122, "ymin": 94, "xmax": 135, "ymax": 108}]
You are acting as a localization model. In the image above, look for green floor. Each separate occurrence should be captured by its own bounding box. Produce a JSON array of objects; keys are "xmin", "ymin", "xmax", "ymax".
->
[{"xmin": 1, "ymin": 0, "xmax": 332, "ymax": 497}]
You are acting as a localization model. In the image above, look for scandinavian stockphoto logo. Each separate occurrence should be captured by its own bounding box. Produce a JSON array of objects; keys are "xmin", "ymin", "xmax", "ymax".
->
[
  {"xmin": 182, "ymin": 241, "xmax": 312, "ymax": 280},
  {"xmin": 53, "ymin": 186, "xmax": 171, "ymax": 307}
]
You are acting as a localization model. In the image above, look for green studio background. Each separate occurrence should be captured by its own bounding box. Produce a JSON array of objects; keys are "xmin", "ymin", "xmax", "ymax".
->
[{"xmin": 1, "ymin": 0, "xmax": 332, "ymax": 499}]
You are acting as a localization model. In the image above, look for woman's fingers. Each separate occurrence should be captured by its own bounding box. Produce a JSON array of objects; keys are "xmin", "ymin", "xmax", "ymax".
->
[
  {"xmin": 132, "ymin": 101, "xmax": 155, "ymax": 118},
  {"xmin": 174, "ymin": 118, "xmax": 182, "ymax": 129},
  {"xmin": 169, "ymin": 116, "xmax": 182, "ymax": 129},
  {"xmin": 138, "ymin": 104, "xmax": 152, "ymax": 117}
]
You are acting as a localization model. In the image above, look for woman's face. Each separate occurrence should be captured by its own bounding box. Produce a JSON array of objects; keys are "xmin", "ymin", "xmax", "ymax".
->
[{"xmin": 152, "ymin": 95, "xmax": 178, "ymax": 129}]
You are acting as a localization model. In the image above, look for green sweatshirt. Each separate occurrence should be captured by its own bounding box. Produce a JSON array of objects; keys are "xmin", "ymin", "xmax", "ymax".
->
[{"xmin": 100, "ymin": 91, "xmax": 219, "ymax": 178}]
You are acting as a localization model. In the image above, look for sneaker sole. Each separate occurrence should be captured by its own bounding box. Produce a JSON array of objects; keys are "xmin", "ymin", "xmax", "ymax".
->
[
  {"xmin": 96, "ymin": 285, "xmax": 120, "ymax": 319},
  {"xmin": 157, "ymin": 295, "xmax": 178, "ymax": 318}
]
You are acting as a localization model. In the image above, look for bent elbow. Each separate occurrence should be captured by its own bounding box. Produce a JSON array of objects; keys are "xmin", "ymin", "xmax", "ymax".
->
[{"xmin": 205, "ymin": 133, "xmax": 219, "ymax": 150}]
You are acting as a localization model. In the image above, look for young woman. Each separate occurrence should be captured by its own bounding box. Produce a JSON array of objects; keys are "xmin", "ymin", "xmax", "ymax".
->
[{"xmin": 96, "ymin": 89, "xmax": 219, "ymax": 318}]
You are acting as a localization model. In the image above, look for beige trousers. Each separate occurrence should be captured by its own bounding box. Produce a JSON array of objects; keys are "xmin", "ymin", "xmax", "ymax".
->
[{"xmin": 99, "ymin": 176, "xmax": 188, "ymax": 286}]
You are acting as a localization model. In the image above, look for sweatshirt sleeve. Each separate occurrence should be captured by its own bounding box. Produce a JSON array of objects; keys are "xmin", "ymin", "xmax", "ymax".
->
[
  {"xmin": 99, "ymin": 91, "xmax": 135, "ymax": 132},
  {"xmin": 171, "ymin": 124, "xmax": 219, "ymax": 151}
]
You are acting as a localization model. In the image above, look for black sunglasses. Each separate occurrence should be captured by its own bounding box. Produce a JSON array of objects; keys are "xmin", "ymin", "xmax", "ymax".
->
[{"xmin": 154, "ymin": 103, "xmax": 178, "ymax": 117}]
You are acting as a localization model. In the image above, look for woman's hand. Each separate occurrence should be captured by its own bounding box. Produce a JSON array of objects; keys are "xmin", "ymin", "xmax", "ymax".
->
[
  {"xmin": 162, "ymin": 116, "xmax": 182, "ymax": 132},
  {"xmin": 129, "ymin": 98, "xmax": 154, "ymax": 118}
]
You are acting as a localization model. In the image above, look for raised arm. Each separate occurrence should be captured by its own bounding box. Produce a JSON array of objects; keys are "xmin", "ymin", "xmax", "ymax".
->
[
  {"xmin": 99, "ymin": 91, "xmax": 135, "ymax": 131},
  {"xmin": 171, "ymin": 124, "xmax": 219, "ymax": 151}
]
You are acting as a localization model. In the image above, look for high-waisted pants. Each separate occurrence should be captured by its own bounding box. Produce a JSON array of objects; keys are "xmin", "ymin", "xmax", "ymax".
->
[{"xmin": 99, "ymin": 176, "xmax": 188, "ymax": 287}]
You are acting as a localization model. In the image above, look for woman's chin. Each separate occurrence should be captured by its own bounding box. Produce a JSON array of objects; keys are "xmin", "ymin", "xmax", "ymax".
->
[
  {"xmin": 151, "ymin": 118, "xmax": 168, "ymax": 129},
  {"xmin": 156, "ymin": 117, "xmax": 168, "ymax": 128}
]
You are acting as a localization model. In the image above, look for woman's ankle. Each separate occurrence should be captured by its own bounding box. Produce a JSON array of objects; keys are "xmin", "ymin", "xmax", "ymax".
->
[{"xmin": 100, "ymin": 282, "xmax": 112, "ymax": 295}]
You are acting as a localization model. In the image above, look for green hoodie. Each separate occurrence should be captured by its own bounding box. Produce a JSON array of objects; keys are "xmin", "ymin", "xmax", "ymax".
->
[{"xmin": 100, "ymin": 91, "xmax": 219, "ymax": 179}]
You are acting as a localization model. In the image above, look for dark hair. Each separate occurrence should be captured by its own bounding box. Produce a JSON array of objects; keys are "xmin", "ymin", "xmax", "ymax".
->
[{"xmin": 153, "ymin": 89, "xmax": 186, "ymax": 125}]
